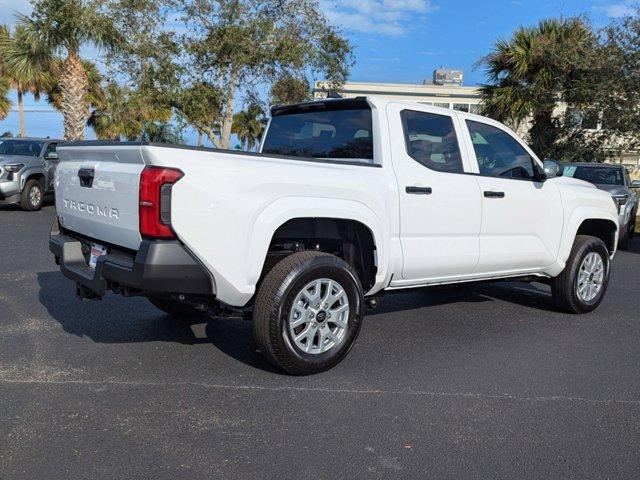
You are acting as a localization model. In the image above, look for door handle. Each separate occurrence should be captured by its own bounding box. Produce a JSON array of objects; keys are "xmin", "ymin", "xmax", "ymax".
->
[
  {"xmin": 406, "ymin": 186, "xmax": 432, "ymax": 195},
  {"xmin": 484, "ymin": 191, "xmax": 505, "ymax": 199}
]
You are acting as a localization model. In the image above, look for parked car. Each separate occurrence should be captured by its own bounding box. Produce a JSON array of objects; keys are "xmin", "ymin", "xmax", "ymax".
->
[
  {"xmin": 0, "ymin": 137, "xmax": 61, "ymax": 211},
  {"xmin": 561, "ymin": 163, "xmax": 640, "ymax": 250},
  {"xmin": 49, "ymin": 97, "xmax": 618, "ymax": 375}
]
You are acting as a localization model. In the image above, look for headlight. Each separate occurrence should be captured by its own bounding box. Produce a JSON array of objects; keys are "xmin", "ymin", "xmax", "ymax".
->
[
  {"xmin": 3, "ymin": 164, "xmax": 24, "ymax": 173},
  {"xmin": 612, "ymin": 194, "xmax": 629, "ymax": 213}
]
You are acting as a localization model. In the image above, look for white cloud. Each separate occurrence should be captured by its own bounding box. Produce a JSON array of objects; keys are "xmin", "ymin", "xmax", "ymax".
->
[
  {"xmin": 320, "ymin": 0, "xmax": 435, "ymax": 36},
  {"xmin": 600, "ymin": 2, "xmax": 636, "ymax": 18}
]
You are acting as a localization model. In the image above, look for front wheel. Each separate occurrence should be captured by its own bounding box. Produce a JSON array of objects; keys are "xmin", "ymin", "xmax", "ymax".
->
[
  {"xmin": 252, "ymin": 251, "xmax": 364, "ymax": 375},
  {"xmin": 551, "ymin": 235, "xmax": 610, "ymax": 313},
  {"xmin": 20, "ymin": 179, "xmax": 43, "ymax": 211}
]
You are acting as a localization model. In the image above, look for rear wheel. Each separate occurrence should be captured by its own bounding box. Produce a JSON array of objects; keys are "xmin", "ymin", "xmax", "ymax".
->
[
  {"xmin": 252, "ymin": 251, "xmax": 363, "ymax": 375},
  {"xmin": 20, "ymin": 179, "xmax": 43, "ymax": 211},
  {"xmin": 148, "ymin": 296, "xmax": 203, "ymax": 321},
  {"xmin": 551, "ymin": 235, "xmax": 610, "ymax": 313}
]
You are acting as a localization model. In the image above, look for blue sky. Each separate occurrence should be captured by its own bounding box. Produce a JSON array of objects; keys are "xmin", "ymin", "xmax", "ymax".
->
[{"xmin": 0, "ymin": 0, "xmax": 634, "ymax": 143}]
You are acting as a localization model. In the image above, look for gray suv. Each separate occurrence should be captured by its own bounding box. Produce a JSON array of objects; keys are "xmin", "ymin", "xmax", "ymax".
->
[
  {"xmin": 0, "ymin": 138, "xmax": 61, "ymax": 211},
  {"xmin": 562, "ymin": 163, "xmax": 640, "ymax": 250}
]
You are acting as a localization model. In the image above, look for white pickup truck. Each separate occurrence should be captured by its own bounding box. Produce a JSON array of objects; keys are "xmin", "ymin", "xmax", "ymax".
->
[{"xmin": 50, "ymin": 97, "xmax": 619, "ymax": 374}]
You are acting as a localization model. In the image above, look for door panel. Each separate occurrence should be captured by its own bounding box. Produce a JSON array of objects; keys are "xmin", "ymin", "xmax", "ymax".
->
[
  {"xmin": 464, "ymin": 119, "xmax": 563, "ymax": 273},
  {"xmin": 388, "ymin": 104, "xmax": 482, "ymax": 283},
  {"xmin": 475, "ymin": 177, "xmax": 563, "ymax": 272}
]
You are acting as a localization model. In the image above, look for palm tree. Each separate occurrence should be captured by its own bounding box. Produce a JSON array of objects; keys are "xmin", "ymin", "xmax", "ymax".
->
[
  {"xmin": 0, "ymin": 76, "xmax": 10, "ymax": 120},
  {"xmin": 0, "ymin": 24, "xmax": 53, "ymax": 137},
  {"xmin": 0, "ymin": 26, "xmax": 13, "ymax": 119},
  {"xmin": 231, "ymin": 104, "xmax": 266, "ymax": 151},
  {"xmin": 478, "ymin": 18, "xmax": 596, "ymax": 157},
  {"xmin": 87, "ymin": 82, "xmax": 172, "ymax": 141},
  {"xmin": 87, "ymin": 83, "xmax": 137, "ymax": 140},
  {"xmin": 21, "ymin": 0, "xmax": 120, "ymax": 140},
  {"xmin": 139, "ymin": 122, "xmax": 184, "ymax": 144},
  {"xmin": 47, "ymin": 59, "xmax": 105, "ymax": 113}
]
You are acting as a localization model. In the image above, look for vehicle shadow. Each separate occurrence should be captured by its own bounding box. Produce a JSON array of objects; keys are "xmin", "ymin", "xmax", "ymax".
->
[
  {"xmin": 0, "ymin": 196, "xmax": 55, "ymax": 211},
  {"xmin": 36, "ymin": 271, "xmax": 280, "ymax": 373},
  {"xmin": 37, "ymin": 272, "xmax": 558, "ymax": 372},
  {"xmin": 373, "ymin": 280, "xmax": 557, "ymax": 316},
  {"xmin": 0, "ymin": 204, "xmax": 21, "ymax": 211}
]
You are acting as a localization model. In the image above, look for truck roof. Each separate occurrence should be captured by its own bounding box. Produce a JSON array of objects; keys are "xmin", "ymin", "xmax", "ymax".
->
[
  {"xmin": 271, "ymin": 95, "xmax": 479, "ymax": 118},
  {"xmin": 0, "ymin": 137, "xmax": 61, "ymax": 141}
]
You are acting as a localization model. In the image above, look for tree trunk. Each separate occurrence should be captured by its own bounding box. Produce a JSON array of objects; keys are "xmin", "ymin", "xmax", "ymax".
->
[
  {"xmin": 197, "ymin": 130, "xmax": 203, "ymax": 147},
  {"xmin": 60, "ymin": 50, "xmax": 89, "ymax": 140},
  {"xmin": 17, "ymin": 89, "xmax": 25, "ymax": 137},
  {"xmin": 220, "ymin": 66, "xmax": 239, "ymax": 150}
]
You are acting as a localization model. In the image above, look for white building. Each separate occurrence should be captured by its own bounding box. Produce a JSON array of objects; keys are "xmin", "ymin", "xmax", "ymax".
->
[{"xmin": 313, "ymin": 80, "xmax": 483, "ymax": 115}]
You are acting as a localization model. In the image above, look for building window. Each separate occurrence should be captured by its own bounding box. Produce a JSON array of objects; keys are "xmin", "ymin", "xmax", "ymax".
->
[
  {"xmin": 469, "ymin": 104, "xmax": 481, "ymax": 115},
  {"xmin": 453, "ymin": 103, "xmax": 469, "ymax": 112},
  {"xmin": 434, "ymin": 102, "xmax": 450, "ymax": 109},
  {"xmin": 566, "ymin": 107, "xmax": 601, "ymax": 130}
]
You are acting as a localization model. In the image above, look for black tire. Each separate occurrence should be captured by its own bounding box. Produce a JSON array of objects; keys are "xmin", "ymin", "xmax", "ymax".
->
[
  {"xmin": 551, "ymin": 235, "xmax": 610, "ymax": 314},
  {"xmin": 148, "ymin": 296, "xmax": 203, "ymax": 321},
  {"xmin": 252, "ymin": 251, "xmax": 364, "ymax": 375},
  {"xmin": 20, "ymin": 179, "xmax": 43, "ymax": 211}
]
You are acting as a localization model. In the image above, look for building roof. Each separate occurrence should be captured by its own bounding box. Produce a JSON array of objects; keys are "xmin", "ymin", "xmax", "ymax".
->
[{"xmin": 314, "ymin": 80, "xmax": 481, "ymax": 101}]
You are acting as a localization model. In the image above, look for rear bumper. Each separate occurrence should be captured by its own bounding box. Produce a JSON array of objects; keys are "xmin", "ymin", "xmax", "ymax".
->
[{"xmin": 49, "ymin": 220, "xmax": 213, "ymax": 298}]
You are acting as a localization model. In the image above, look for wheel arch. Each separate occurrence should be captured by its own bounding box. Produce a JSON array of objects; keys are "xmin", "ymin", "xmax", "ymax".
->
[
  {"xmin": 21, "ymin": 169, "xmax": 46, "ymax": 190},
  {"xmin": 247, "ymin": 197, "xmax": 389, "ymax": 297},
  {"xmin": 576, "ymin": 218, "xmax": 618, "ymax": 252},
  {"xmin": 559, "ymin": 209, "xmax": 619, "ymax": 267}
]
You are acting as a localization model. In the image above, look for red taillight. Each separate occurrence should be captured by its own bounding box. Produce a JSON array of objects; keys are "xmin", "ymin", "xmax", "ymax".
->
[{"xmin": 139, "ymin": 166, "xmax": 184, "ymax": 239}]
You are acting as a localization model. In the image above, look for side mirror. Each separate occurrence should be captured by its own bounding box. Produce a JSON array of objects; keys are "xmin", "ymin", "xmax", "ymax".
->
[
  {"xmin": 543, "ymin": 159, "xmax": 562, "ymax": 179},
  {"xmin": 45, "ymin": 152, "xmax": 59, "ymax": 160},
  {"xmin": 631, "ymin": 180, "xmax": 640, "ymax": 188}
]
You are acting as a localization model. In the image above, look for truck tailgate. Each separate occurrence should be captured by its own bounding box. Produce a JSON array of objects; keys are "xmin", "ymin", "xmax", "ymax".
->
[{"xmin": 55, "ymin": 145, "xmax": 145, "ymax": 250}]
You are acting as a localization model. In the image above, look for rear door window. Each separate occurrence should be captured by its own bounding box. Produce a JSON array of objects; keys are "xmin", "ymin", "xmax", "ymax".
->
[
  {"xmin": 262, "ymin": 106, "xmax": 374, "ymax": 162},
  {"xmin": 400, "ymin": 110, "xmax": 464, "ymax": 173}
]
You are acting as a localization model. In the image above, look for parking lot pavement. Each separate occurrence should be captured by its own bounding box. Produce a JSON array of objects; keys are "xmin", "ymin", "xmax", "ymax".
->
[{"xmin": 1, "ymin": 204, "xmax": 640, "ymax": 479}]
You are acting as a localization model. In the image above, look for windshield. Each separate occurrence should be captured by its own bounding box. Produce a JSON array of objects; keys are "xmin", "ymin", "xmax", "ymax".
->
[
  {"xmin": 0, "ymin": 140, "xmax": 44, "ymax": 157},
  {"xmin": 563, "ymin": 165, "xmax": 624, "ymax": 186},
  {"xmin": 262, "ymin": 106, "xmax": 374, "ymax": 162}
]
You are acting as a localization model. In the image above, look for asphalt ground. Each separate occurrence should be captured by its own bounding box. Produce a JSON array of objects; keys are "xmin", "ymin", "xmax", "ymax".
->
[{"xmin": 1, "ymin": 203, "xmax": 640, "ymax": 479}]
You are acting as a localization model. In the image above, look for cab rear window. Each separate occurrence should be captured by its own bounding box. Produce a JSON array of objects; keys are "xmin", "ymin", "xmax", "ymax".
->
[{"xmin": 262, "ymin": 106, "xmax": 374, "ymax": 162}]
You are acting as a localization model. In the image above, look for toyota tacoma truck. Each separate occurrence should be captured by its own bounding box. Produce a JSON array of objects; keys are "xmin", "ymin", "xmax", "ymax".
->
[
  {"xmin": 49, "ymin": 97, "xmax": 619, "ymax": 375},
  {"xmin": 0, "ymin": 137, "xmax": 60, "ymax": 210}
]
